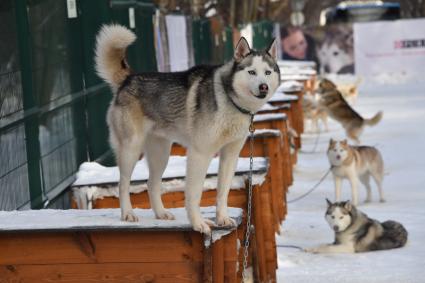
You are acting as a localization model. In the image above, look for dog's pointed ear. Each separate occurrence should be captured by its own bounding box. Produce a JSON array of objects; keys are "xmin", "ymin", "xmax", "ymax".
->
[
  {"xmin": 343, "ymin": 201, "xmax": 352, "ymax": 211},
  {"xmin": 234, "ymin": 37, "xmax": 251, "ymax": 62},
  {"xmin": 329, "ymin": 138, "xmax": 335, "ymax": 146},
  {"xmin": 342, "ymin": 139, "xmax": 348, "ymax": 145},
  {"xmin": 267, "ymin": 38, "xmax": 278, "ymax": 60},
  {"xmin": 326, "ymin": 198, "xmax": 332, "ymax": 207}
]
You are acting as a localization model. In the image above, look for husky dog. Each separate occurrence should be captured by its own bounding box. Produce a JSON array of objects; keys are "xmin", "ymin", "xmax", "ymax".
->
[
  {"xmin": 317, "ymin": 27, "xmax": 354, "ymax": 74},
  {"xmin": 94, "ymin": 24, "xmax": 280, "ymax": 233},
  {"xmin": 303, "ymin": 94, "xmax": 328, "ymax": 133},
  {"xmin": 318, "ymin": 79, "xmax": 382, "ymax": 143},
  {"xmin": 327, "ymin": 139, "xmax": 385, "ymax": 206},
  {"xmin": 305, "ymin": 200, "xmax": 408, "ymax": 253}
]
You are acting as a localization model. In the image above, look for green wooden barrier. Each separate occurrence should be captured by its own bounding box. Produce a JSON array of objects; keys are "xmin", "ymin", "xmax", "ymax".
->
[{"xmin": 192, "ymin": 18, "xmax": 212, "ymax": 65}]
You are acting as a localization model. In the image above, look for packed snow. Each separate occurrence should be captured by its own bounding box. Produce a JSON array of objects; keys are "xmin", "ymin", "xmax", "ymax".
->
[
  {"xmin": 73, "ymin": 156, "xmax": 268, "ymax": 187},
  {"xmin": 0, "ymin": 206, "xmax": 243, "ymax": 246},
  {"xmin": 276, "ymin": 82, "xmax": 425, "ymax": 282}
]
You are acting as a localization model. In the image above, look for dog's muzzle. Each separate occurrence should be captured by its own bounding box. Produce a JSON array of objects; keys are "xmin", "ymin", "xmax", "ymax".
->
[{"xmin": 257, "ymin": 84, "xmax": 268, "ymax": 99}]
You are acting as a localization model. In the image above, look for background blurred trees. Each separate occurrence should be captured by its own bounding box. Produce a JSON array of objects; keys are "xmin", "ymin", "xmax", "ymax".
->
[{"xmin": 154, "ymin": 0, "xmax": 425, "ymax": 27}]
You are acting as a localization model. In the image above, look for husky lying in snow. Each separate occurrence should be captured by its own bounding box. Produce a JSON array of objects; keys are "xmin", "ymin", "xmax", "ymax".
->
[
  {"xmin": 305, "ymin": 200, "xmax": 408, "ymax": 253},
  {"xmin": 327, "ymin": 139, "xmax": 385, "ymax": 206},
  {"xmin": 318, "ymin": 79, "xmax": 382, "ymax": 144},
  {"xmin": 94, "ymin": 24, "xmax": 280, "ymax": 233}
]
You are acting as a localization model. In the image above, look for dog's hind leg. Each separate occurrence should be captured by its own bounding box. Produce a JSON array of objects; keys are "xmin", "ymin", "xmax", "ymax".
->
[
  {"xmin": 359, "ymin": 173, "xmax": 372, "ymax": 203},
  {"xmin": 371, "ymin": 171, "xmax": 385, "ymax": 203},
  {"xmin": 216, "ymin": 138, "xmax": 246, "ymax": 227},
  {"xmin": 116, "ymin": 136, "xmax": 145, "ymax": 222},
  {"xmin": 185, "ymin": 149, "xmax": 215, "ymax": 234},
  {"xmin": 145, "ymin": 135, "xmax": 174, "ymax": 220},
  {"xmin": 347, "ymin": 172, "xmax": 359, "ymax": 206}
]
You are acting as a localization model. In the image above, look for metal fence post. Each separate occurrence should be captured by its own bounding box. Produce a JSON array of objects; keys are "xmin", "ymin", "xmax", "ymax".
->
[{"xmin": 14, "ymin": 0, "xmax": 44, "ymax": 209}]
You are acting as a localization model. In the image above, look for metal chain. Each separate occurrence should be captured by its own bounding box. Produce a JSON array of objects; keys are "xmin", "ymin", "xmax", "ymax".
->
[{"xmin": 242, "ymin": 114, "xmax": 255, "ymax": 282}]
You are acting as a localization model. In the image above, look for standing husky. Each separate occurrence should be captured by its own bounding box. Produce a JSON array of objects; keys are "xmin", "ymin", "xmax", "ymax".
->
[
  {"xmin": 305, "ymin": 200, "xmax": 408, "ymax": 253},
  {"xmin": 94, "ymin": 24, "xmax": 280, "ymax": 233},
  {"xmin": 327, "ymin": 139, "xmax": 385, "ymax": 206},
  {"xmin": 318, "ymin": 79, "xmax": 382, "ymax": 143}
]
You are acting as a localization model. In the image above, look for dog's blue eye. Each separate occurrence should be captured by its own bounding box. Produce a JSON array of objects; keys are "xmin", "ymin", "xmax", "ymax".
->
[
  {"xmin": 248, "ymin": 70, "xmax": 256, "ymax": 75},
  {"xmin": 331, "ymin": 216, "xmax": 335, "ymax": 219},
  {"xmin": 265, "ymin": 70, "xmax": 271, "ymax": 75}
]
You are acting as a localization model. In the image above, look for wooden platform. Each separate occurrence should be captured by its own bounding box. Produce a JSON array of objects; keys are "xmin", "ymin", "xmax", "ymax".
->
[
  {"xmin": 0, "ymin": 207, "xmax": 242, "ymax": 283},
  {"xmin": 71, "ymin": 156, "xmax": 278, "ymax": 282}
]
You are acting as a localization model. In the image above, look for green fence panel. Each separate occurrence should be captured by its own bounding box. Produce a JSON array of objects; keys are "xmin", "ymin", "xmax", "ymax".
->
[
  {"xmin": 134, "ymin": 1, "xmax": 157, "ymax": 72},
  {"xmin": 223, "ymin": 26, "xmax": 234, "ymax": 62},
  {"xmin": 110, "ymin": 0, "xmax": 157, "ymax": 72},
  {"xmin": 252, "ymin": 20, "xmax": 274, "ymax": 50},
  {"xmin": 192, "ymin": 18, "xmax": 212, "ymax": 65},
  {"xmin": 0, "ymin": 0, "xmax": 32, "ymax": 210},
  {"xmin": 80, "ymin": 0, "xmax": 114, "ymax": 165},
  {"xmin": 0, "ymin": 0, "xmax": 86, "ymax": 209},
  {"xmin": 26, "ymin": 0, "xmax": 86, "ymax": 207}
]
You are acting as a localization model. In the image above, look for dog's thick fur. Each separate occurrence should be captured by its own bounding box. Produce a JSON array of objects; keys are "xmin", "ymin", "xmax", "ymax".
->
[
  {"xmin": 318, "ymin": 78, "xmax": 382, "ymax": 143},
  {"xmin": 94, "ymin": 24, "xmax": 280, "ymax": 233},
  {"xmin": 327, "ymin": 139, "xmax": 385, "ymax": 206},
  {"xmin": 336, "ymin": 78, "xmax": 362, "ymax": 105},
  {"xmin": 305, "ymin": 200, "xmax": 408, "ymax": 253}
]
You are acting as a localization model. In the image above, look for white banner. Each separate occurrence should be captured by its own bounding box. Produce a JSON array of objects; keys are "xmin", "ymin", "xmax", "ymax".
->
[{"xmin": 354, "ymin": 19, "xmax": 425, "ymax": 83}]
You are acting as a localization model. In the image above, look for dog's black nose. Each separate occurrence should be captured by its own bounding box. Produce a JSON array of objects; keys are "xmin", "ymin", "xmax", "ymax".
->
[
  {"xmin": 333, "ymin": 225, "xmax": 339, "ymax": 232},
  {"xmin": 259, "ymin": 84, "xmax": 268, "ymax": 93},
  {"xmin": 324, "ymin": 65, "xmax": 330, "ymax": 73}
]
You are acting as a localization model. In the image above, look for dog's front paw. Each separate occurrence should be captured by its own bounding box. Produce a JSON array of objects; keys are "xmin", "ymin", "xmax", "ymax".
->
[
  {"xmin": 121, "ymin": 210, "xmax": 139, "ymax": 222},
  {"xmin": 155, "ymin": 210, "xmax": 175, "ymax": 220},
  {"xmin": 192, "ymin": 218, "xmax": 215, "ymax": 234},
  {"xmin": 216, "ymin": 214, "xmax": 236, "ymax": 227}
]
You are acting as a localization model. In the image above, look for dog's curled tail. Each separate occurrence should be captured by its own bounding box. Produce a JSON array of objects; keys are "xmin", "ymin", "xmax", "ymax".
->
[
  {"xmin": 95, "ymin": 24, "xmax": 136, "ymax": 89},
  {"xmin": 375, "ymin": 220, "xmax": 408, "ymax": 250},
  {"xmin": 364, "ymin": 111, "xmax": 383, "ymax": 126}
]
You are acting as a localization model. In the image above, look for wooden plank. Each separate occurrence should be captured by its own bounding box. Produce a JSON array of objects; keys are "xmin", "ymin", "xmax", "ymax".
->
[
  {"xmin": 212, "ymin": 238, "xmax": 224, "ymax": 283},
  {"xmin": 0, "ymin": 231, "xmax": 203, "ymax": 265},
  {"xmin": 0, "ymin": 262, "xmax": 201, "ymax": 283},
  {"xmin": 223, "ymin": 230, "xmax": 238, "ymax": 283},
  {"xmin": 94, "ymin": 189, "xmax": 247, "ymax": 212},
  {"xmin": 252, "ymin": 185, "xmax": 267, "ymax": 282}
]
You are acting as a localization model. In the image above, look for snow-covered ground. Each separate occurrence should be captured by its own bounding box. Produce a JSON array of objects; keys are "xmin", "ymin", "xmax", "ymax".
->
[{"xmin": 276, "ymin": 82, "xmax": 425, "ymax": 283}]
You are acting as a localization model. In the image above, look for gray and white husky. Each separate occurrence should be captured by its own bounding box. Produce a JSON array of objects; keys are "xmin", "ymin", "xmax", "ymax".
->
[
  {"xmin": 305, "ymin": 200, "xmax": 408, "ymax": 253},
  {"xmin": 94, "ymin": 24, "xmax": 280, "ymax": 233}
]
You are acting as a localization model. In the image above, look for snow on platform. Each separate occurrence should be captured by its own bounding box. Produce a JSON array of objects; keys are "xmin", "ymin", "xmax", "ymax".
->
[
  {"xmin": 0, "ymin": 206, "xmax": 242, "ymax": 234},
  {"xmin": 73, "ymin": 156, "xmax": 267, "ymax": 187},
  {"xmin": 254, "ymin": 113, "xmax": 287, "ymax": 122},
  {"xmin": 277, "ymin": 82, "xmax": 425, "ymax": 282},
  {"xmin": 269, "ymin": 92, "xmax": 299, "ymax": 103}
]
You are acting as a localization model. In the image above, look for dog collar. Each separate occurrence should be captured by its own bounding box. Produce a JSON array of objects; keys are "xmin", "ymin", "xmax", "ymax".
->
[{"xmin": 228, "ymin": 96, "xmax": 254, "ymax": 116}]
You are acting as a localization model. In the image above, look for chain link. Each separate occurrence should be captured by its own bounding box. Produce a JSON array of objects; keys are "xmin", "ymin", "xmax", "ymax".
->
[{"xmin": 242, "ymin": 114, "xmax": 255, "ymax": 282}]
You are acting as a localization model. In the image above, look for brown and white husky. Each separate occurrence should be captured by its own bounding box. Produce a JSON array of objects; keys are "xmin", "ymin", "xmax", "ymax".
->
[
  {"xmin": 318, "ymin": 79, "xmax": 382, "ymax": 144},
  {"xmin": 327, "ymin": 139, "xmax": 385, "ymax": 206}
]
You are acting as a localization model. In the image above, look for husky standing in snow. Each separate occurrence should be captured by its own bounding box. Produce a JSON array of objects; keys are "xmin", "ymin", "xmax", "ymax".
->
[
  {"xmin": 94, "ymin": 24, "xmax": 280, "ymax": 233},
  {"xmin": 305, "ymin": 200, "xmax": 408, "ymax": 253},
  {"xmin": 317, "ymin": 78, "xmax": 382, "ymax": 144},
  {"xmin": 327, "ymin": 139, "xmax": 385, "ymax": 206}
]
